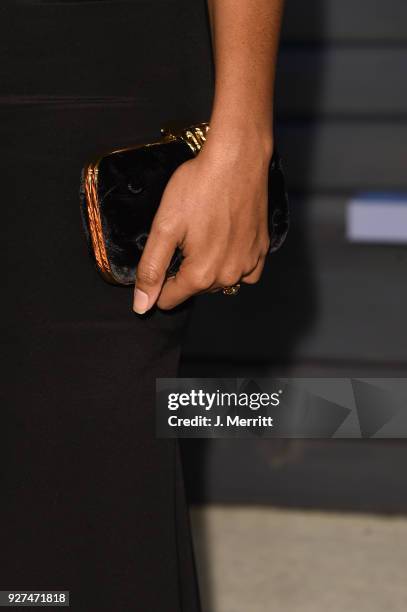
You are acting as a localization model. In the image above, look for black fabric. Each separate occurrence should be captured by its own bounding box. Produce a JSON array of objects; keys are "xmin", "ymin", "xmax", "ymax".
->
[{"xmin": 1, "ymin": 1, "xmax": 208, "ymax": 611}]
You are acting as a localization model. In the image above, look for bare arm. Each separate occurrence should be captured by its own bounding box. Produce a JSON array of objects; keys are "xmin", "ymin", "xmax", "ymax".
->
[
  {"xmin": 133, "ymin": 0, "xmax": 285, "ymax": 313},
  {"xmin": 207, "ymin": 0, "xmax": 284, "ymax": 155}
]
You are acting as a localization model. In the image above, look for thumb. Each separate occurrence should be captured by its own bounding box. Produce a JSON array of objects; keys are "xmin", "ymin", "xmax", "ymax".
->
[{"xmin": 133, "ymin": 222, "xmax": 178, "ymax": 314}]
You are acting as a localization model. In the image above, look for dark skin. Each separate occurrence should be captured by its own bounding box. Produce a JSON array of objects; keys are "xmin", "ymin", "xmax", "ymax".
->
[{"xmin": 133, "ymin": 0, "xmax": 285, "ymax": 313}]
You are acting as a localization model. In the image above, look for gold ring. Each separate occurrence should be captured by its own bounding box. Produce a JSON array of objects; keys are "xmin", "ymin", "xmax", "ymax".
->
[{"xmin": 222, "ymin": 283, "xmax": 241, "ymax": 296}]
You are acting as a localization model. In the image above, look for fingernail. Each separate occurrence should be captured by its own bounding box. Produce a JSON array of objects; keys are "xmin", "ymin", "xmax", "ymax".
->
[{"xmin": 133, "ymin": 289, "xmax": 149, "ymax": 314}]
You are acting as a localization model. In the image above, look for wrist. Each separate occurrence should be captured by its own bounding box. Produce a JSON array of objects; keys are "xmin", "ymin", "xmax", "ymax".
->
[
  {"xmin": 203, "ymin": 117, "xmax": 274, "ymax": 165},
  {"xmin": 205, "ymin": 107, "xmax": 274, "ymax": 159}
]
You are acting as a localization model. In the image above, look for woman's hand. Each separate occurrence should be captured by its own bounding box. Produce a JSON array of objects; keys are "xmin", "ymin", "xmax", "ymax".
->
[
  {"xmin": 132, "ymin": 0, "xmax": 284, "ymax": 313},
  {"xmin": 133, "ymin": 132, "xmax": 273, "ymax": 313}
]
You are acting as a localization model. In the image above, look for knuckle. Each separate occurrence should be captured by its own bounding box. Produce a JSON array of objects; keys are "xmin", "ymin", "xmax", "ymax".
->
[
  {"xmin": 154, "ymin": 219, "xmax": 174, "ymax": 237},
  {"xmin": 245, "ymin": 269, "xmax": 262, "ymax": 284},
  {"xmin": 245, "ymin": 258, "xmax": 259, "ymax": 275},
  {"xmin": 192, "ymin": 268, "xmax": 216, "ymax": 290},
  {"xmin": 218, "ymin": 270, "xmax": 241, "ymax": 287},
  {"xmin": 137, "ymin": 262, "xmax": 161, "ymax": 286}
]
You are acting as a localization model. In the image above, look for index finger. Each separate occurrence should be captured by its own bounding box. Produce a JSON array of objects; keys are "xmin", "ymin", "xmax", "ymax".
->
[{"xmin": 157, "ymin": 258, "xmax": 211, "ymax": 310}]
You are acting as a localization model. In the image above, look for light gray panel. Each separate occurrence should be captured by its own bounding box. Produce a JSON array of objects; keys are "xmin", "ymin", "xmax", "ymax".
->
[
  {"xmin": 282, "ymin": 0, "xmax": 407, "ymax": 42},
  {"xmin": 276, "ymin": 47, "xmax": 407, "ymax": 116}
]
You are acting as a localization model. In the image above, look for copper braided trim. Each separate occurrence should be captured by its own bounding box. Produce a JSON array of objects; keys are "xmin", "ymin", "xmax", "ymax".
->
[{"xmin": 84, "ymin": 163, "xmax": 114, "ymax": 281}]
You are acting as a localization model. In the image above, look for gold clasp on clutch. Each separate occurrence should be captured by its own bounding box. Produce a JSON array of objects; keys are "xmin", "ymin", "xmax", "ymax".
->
[{"xmin": 161, "ymin": 122, "xmax": 210, "ymax": 155}]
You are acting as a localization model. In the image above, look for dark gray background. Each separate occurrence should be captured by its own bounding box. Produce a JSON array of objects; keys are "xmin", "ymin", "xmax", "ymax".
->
[
  {"xmin": 181, "ymin": 0, "xmax": 407, "ymax": 376},
  {"xmin": 179, "ymin": 0, "xmax": 407, "ymax": 511}
]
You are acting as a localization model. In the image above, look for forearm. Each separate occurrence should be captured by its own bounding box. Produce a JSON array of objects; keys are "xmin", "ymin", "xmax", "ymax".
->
[{"xmin": 206, "ymin": 0, "xmax": 284, "ymax": 156}]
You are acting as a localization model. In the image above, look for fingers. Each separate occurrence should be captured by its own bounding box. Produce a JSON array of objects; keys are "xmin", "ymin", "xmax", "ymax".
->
[
  {"xmin": 136, "ymin": 214, "xmax": 269, "ymax": 312},
  {"xmin": 157, "ymin": 260, "xmax": 216, "ymax": 309},
  {"xmin": 241, "ymin": 256, "xmax": 266, "ymax": 284},
  {"xmin": 157, "ymin": 255, "xmax": 266, "ymax": 309},
  {"xmin": 133, "ymin": 221, "xmax": 178, "ymax": 314}
]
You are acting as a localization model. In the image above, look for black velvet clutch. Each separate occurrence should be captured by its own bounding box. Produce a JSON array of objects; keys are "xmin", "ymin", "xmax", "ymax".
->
[{"xmin": 80, "ymin": 122, "xmax": 289, "ymax": 285}]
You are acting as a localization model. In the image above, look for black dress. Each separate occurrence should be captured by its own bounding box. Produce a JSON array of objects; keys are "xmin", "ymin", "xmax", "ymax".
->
[{"xmin": 1, "ymin": 1, "xmax": 211, "ymax": 609}]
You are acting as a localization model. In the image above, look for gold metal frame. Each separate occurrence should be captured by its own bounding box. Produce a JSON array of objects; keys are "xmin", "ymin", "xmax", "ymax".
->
[{"xmin": 83, "ymin": 123, "xmax": 209, "ymax": 284}]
